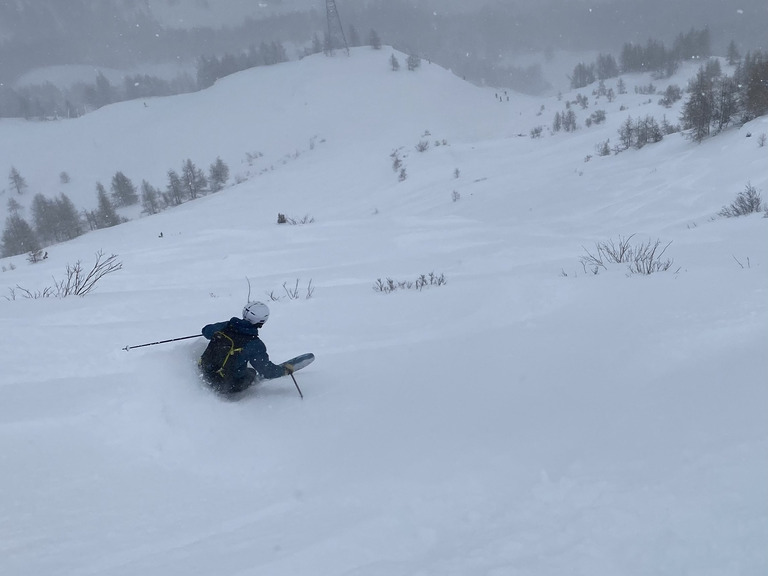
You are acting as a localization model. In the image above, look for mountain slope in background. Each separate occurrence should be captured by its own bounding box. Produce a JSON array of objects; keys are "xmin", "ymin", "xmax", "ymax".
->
[{"xmin": 1, "ymin": 48, "xmax": 766, "ymax": 576}]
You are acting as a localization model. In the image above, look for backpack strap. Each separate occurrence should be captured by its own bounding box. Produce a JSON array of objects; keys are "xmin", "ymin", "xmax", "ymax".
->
[{"xmin": 212, "ymin": 330, "xmax": 244, "ymax": 378}]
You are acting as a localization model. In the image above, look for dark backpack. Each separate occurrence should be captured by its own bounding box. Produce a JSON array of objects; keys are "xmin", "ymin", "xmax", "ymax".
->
[{"xmin": 199, "ymin": 328, "xmax": 251, "ymax": 381}]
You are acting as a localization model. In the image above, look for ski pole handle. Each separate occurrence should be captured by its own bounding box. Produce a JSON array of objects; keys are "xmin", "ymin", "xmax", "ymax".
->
[{"xmin": 123, "ymin": 334, "xmax": 202, "ymax": 351}]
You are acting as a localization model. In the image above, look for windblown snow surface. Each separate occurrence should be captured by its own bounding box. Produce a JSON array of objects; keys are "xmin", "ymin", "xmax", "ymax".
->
[{"xmin": 1, "ymin": 49, "xmax": 766, "ymax": 576}]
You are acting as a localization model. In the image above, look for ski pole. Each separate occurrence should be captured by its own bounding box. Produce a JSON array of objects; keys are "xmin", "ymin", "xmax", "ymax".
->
[
  {"xmin": 289, "ymin": 372, "xmax": 304, "ymax": 399},
  {"xmin": 123, "ymin": 334, "xmax": 202, "ymax": 351}
]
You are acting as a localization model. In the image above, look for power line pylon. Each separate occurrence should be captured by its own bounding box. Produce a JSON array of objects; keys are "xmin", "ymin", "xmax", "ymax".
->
[{"xmin": 325, "ymin": 0, "xmax": 349, "ymax": 56}]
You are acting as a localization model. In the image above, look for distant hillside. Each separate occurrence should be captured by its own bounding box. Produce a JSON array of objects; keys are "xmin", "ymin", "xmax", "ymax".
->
[{"xmin": 1, "ymin": 0, "xmax": 765, "ymax": 90}]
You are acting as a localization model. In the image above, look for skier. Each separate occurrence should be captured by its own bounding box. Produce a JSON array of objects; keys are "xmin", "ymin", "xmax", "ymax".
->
[{"xmin": 199, "ymin": 301, "xmax": 293, "ymax": 394}]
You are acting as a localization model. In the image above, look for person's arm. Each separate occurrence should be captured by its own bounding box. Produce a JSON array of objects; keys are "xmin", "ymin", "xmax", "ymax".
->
[
  {"xmin": 248, "ymin": 338, "xmax": 287, "ymax": 380},
  {"xmin": 201, "ymin": 321, "xmax": 229, "ymax": 339}
]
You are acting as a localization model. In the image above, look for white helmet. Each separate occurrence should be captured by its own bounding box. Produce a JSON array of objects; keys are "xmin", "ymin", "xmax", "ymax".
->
[{"xmin": 243, "ymin": 301, "xmax": 270, "ymax": 325}]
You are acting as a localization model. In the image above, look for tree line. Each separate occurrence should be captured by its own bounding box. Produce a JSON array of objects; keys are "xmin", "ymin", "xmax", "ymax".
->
[
  {"xmin": 0, "ymin": 72, "xmax": 198, "ymax": 120},
  {"xmin": 681, "ymin": 51, "xmax": 768, "ymax": 142},
  {"xmin": 570, "ymin": 27, "xmax": 712, "ymax": 89},
  {"xmin": 0, "ymin": 40, "xmax": 292, "ymax": 120},
  {"xmin": 566, "ymin": 26, "xmax": 767, "ymax": 143},
  {"xmin": 1, "ymin": 157, "xmax": 230, "ymax": 258},
  {"xmin": 2, "ymin": 0, "xmax": 767, "ymax": 105},
  {"xmin": 2, "ymin": 26, "xmax": 392, "ymax": 120},
  {"xmin": 196, "ymin": 42, "xmax": 289, "ymax": 90}
]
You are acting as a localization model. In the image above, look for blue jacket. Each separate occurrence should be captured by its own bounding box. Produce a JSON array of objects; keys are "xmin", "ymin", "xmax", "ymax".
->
[{"xmin": 201, "ymin": 317, "xmax": 285, "ymax": 381}]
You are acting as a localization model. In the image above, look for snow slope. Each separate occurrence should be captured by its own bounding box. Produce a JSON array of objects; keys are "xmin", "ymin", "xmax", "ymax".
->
[{"xmin": 1, "ymin": 49, "xmax": 767, "ymax": 576}]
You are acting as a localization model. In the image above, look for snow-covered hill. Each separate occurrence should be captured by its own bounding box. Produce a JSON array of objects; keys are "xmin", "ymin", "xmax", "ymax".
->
[{"xmin": 1, "ymin": 48, "xmax": 766, "ymax": 576}]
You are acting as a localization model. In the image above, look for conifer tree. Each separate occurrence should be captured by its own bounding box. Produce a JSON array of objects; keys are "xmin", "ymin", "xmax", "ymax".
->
[
  {"xmin": 744, "ymin": 53, "xmax": 768, "ymax": 120},
  {"xmin": 618, "ymin": 117, "xmax": 634, "ymax": 149},
  {"xmin": 681, "ymin": 67, "xmax": 714, "ymax": 142},
  {"xmin": 595, "ymin": 53, "xmax": 619, "ymax": 80},
  {"xmin": 181, "ymin": 159, "xmax": 208, "ymax": 199},
  {"xmin": 208, "ymin": 157, "xmax": 230, "ymax": 193},
  {"xmin": 712, "ymin": 75, "xmax": 739, "ymax": 133},
  {"xmin": 94, "ymin": 182, "xmax": 120, "ymax": 229},
  {"xmin": 92, "ymin": 71, "xmax": 114, "ymax": 109},
  {"xmin": 6, "ymin": 198, "xmax": 22, "ymax": 215},
  {"xmin": 1, "ymin": 214, "xmax": 40, "ymax": 257},
  {"xmin": 54, "ymin": 193, "xmax": 83, "ymax": 241},
  {"xmin": 164, "ymin": 170, "xmax": 184, "ymax": 206},
  {"xmin": 110, "ymin": 171, "xmax": 138, "ymax": 207},
  {"xmin": 726, "ymin": 41, "xmax": 741, "ymax": 66},
  {"xmin": 348, "ymin": 25, "xmax": 361, "ymax": 47},
  {"xmin": 8, "ymin": 166, "xmax": 28, "ymax": 195},
  {"xmin": 31, "ymin": 193, "xmax": 56, "ymax": 244},
  {"xmin": 562, "ymin": 109, "xmax": 578, "ymax": 132},
  {"xmin": 552, "ymin": 111, "xmax": 562, "ymax": 132},
  {"xmin": 570, "ymin": 62, "xmax": 595, "ymax": 89},
  {"xmin": 140, "ymin": 180, "xmax": 162, "ymax": 215},
  {"xmin": 369, "ymin": 29, "xmax": 382, "ymax": 50}
]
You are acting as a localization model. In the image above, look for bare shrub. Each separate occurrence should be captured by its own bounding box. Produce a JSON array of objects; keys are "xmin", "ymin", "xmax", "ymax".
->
[
  {"xmin": 373, "ymin": 278, "xmax": 409, "ymax": 293},
  {"xmin": 580, "ymin": 234, "xmax": 635, "ymax": 272},
  {"xmin": 373, "ymin": 272, "xmax": 446, "ymax": 293},
  {"xmin": 415, "ymin": 140, "xmax": 430, "ymax": 152},
  {"xmin": 5, "ymin": 251, "xmax": 122, "ymax": 299},
  {"xmin": 390, "ymin": 149, "xmax": 403, "ymax": 172},
  {"xmin": 265, "ymin": 279, "xmax": 314, "ymax": 301},
  {"xmin": 277, "ymin": 213, "xmax": 315, "ymax": 225},
  {"xmin": 580, "ymin": 235, "xmax": 674, "ymax": 276},
  {"xmin": 54, "ymin": 251, "xmax": 123, "ymax": 297},
  {"xmin": 626, "ymin": 239, "xmax": 675, "ymax": 275},
  {"xmin": 732, "ymin": 256, "xmax": 751, "ymax": 269},
  {"xmin": 719, "ymin": 183, "xmax": 763, "ymax": 217},
  {"xmin": 27, "ymin": 249, "xmax": 48, "ymax": 264},
  {"xmin": 5, "ymin": 286, "xmax": 55, "ymax": 300}
]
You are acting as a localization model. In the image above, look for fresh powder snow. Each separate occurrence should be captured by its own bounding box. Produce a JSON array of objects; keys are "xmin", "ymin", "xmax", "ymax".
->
[{"xmin": 1, "ymin": 48, "xmax": 766, "ymax": 576}]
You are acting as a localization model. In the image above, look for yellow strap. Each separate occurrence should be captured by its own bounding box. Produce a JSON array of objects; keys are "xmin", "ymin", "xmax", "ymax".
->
[{"xmin": 214, "ymin": 331, "xmax": 244, "ymax": 377}]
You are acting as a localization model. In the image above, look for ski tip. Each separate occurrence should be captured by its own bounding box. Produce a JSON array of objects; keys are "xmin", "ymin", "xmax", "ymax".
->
[{"xmin": 282, "ymin": 352, "xmax": 314, "ymax": 372}]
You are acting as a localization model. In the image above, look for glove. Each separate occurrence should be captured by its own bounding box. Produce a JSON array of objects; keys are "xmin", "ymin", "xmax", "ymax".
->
[{"xmin": 284, "ymin": 363, "xmax": 295, "ymax": 375}]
